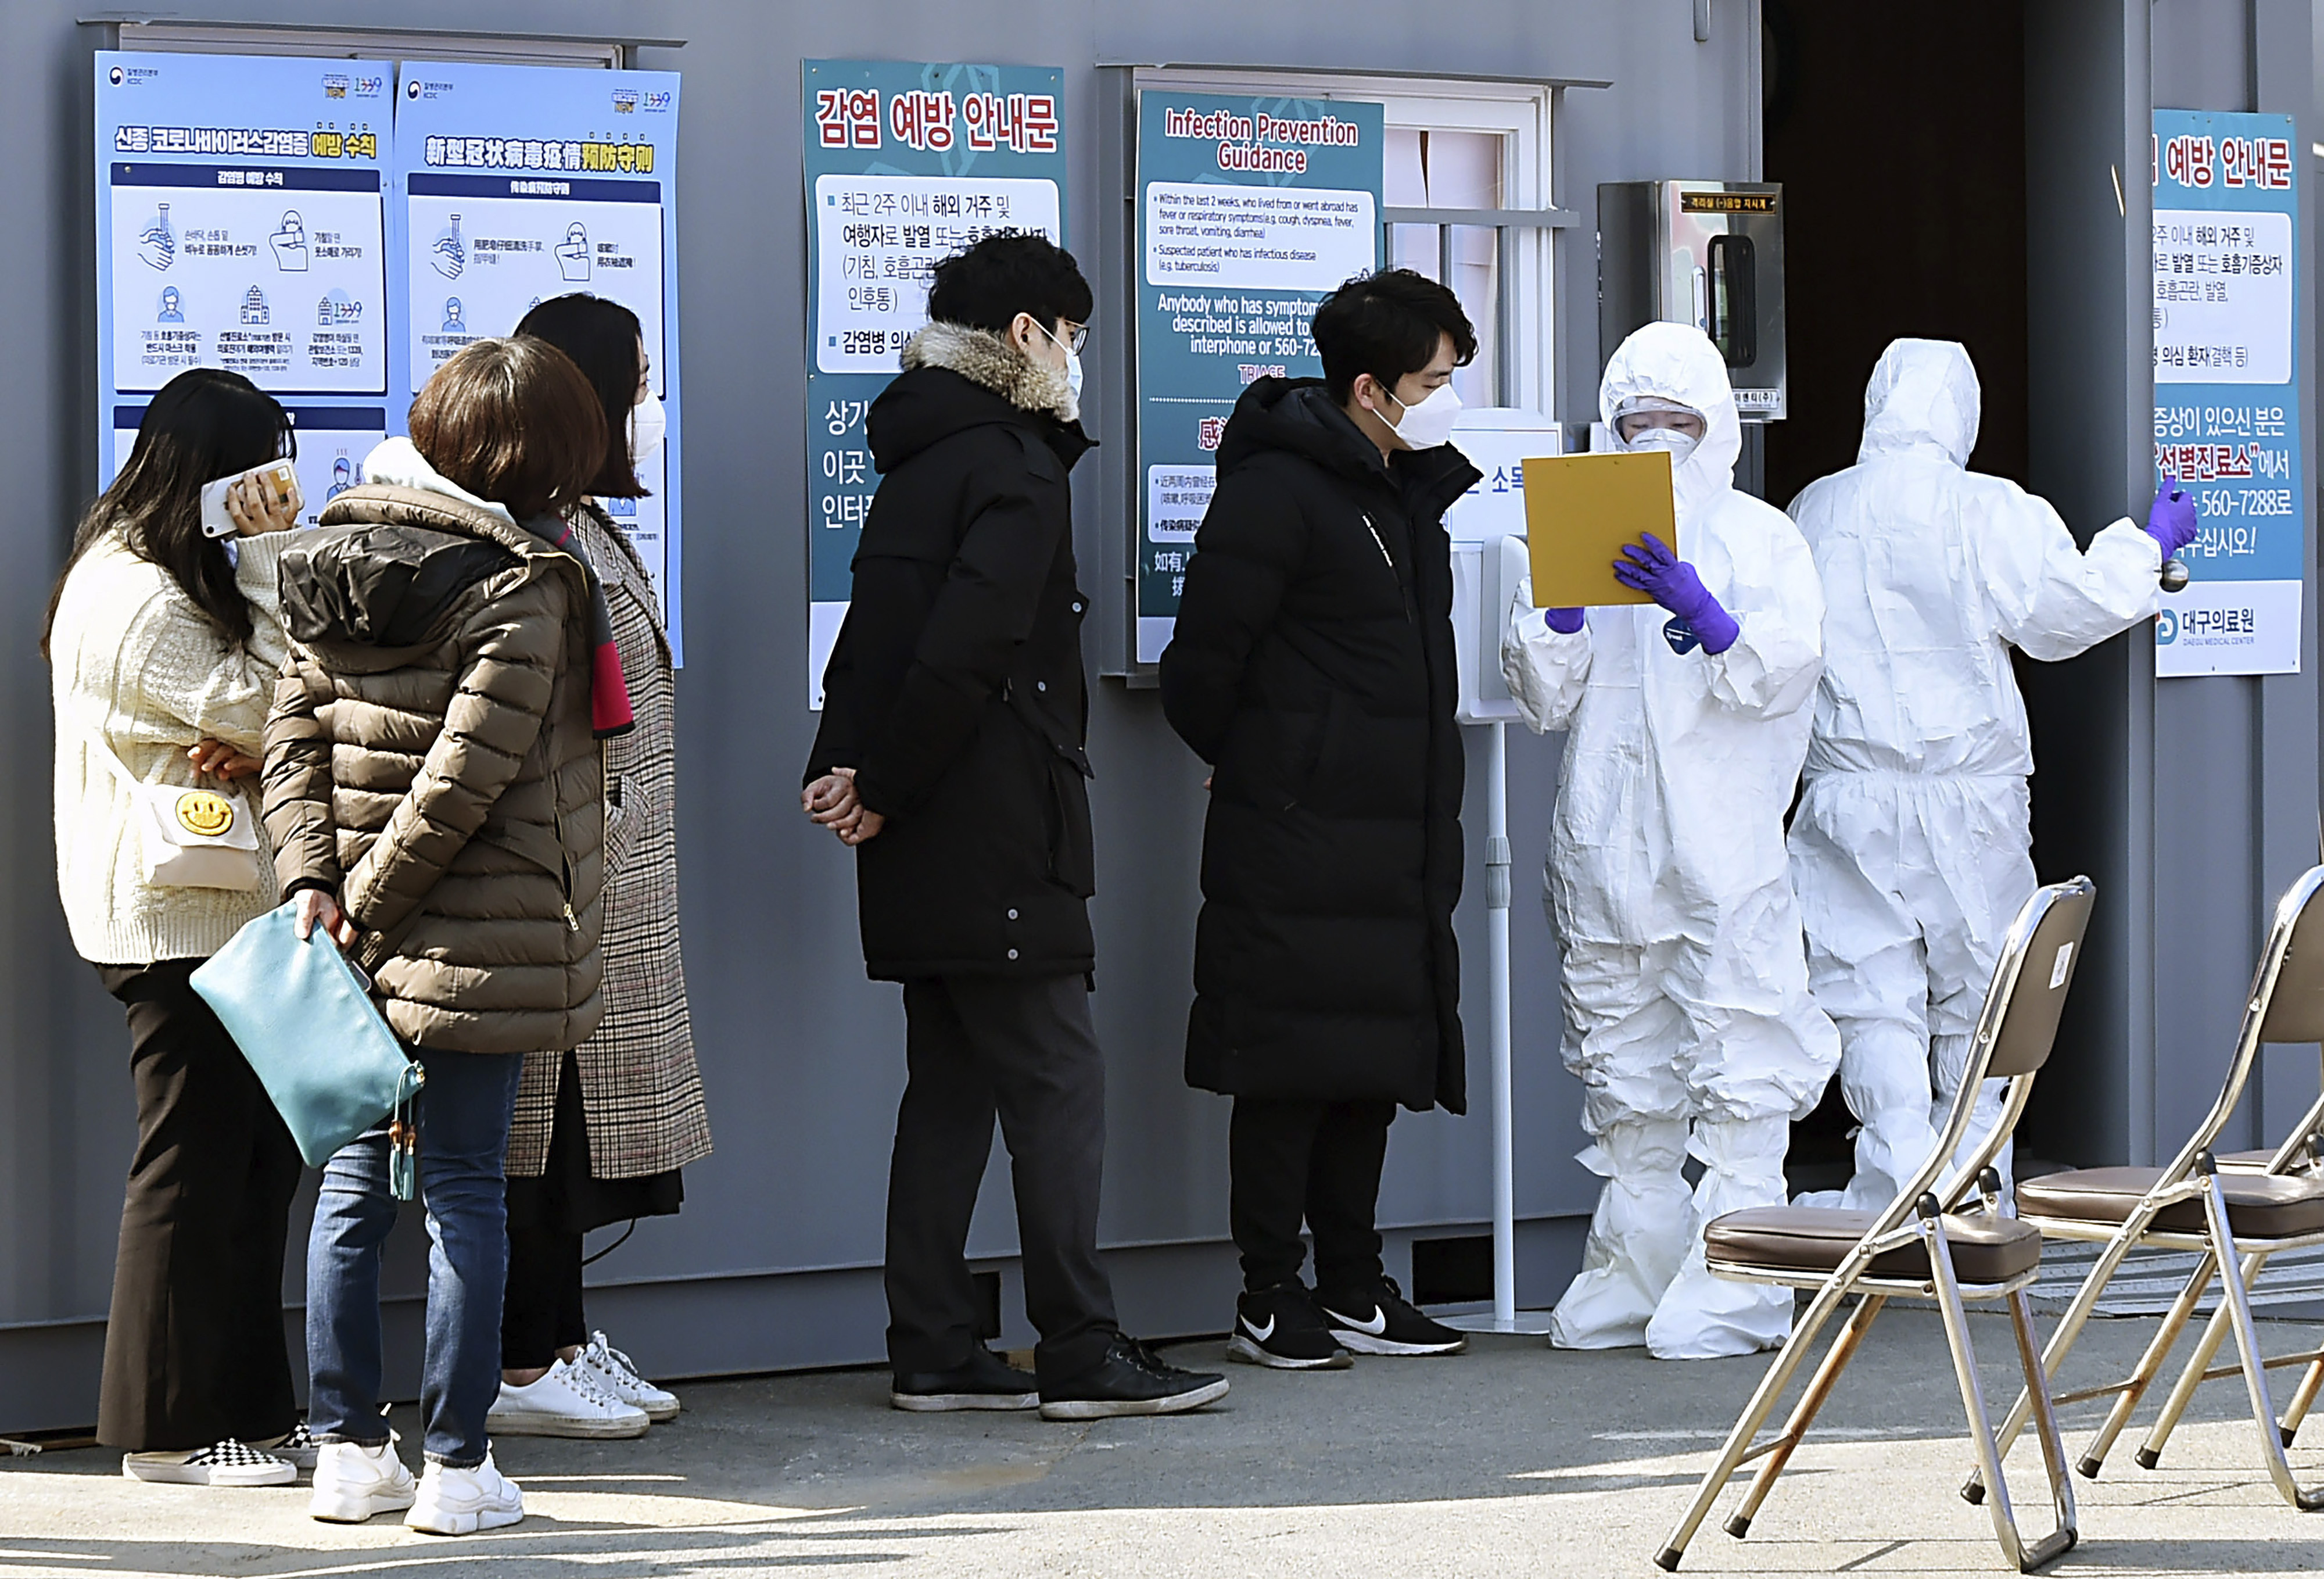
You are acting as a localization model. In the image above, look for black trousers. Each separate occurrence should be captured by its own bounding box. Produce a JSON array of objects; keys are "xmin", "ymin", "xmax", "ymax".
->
[
  {"xmin": 95, "ymin": 959, "xmax": 304, "ymax": 1451},
  {"xmin": 501, "ymin": 1225, "xmax": 586, "ymax": 1372},
  {"xmin": 1229, "ymin": 1097, "xmax": 1397, "ymax": 1297},
  {"xmin": 885, "ymin": 973, "xmax": 1118, "ymax": 1386}
]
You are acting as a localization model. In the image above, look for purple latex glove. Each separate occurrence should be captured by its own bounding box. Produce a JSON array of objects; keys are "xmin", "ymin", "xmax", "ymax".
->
[
  {"xmin": 1543, "ymin": 606, "xmax": 1585, "ymax": 635},
  {"xmin": 1613, "ymin": 532, "xmax": 1740, "ymax": 656},
  {"xmin": 2146, "ymin": 481, "xmax": 2198, "ymax": 558}
]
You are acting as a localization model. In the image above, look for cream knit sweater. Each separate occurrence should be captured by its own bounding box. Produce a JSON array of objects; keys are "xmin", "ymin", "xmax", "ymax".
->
[{"xmin": 50, "ymin": 528, "xmax": 294, "ymax": 965}]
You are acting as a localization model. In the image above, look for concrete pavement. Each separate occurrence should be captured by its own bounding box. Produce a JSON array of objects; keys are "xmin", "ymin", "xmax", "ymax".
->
[{"xmin": 5, "ymin": 1307, "xmax": 2324, "ymax": 1576}]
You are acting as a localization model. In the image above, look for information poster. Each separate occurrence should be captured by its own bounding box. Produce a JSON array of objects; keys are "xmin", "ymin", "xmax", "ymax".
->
[
  {"xmin": 1133, "ymin": 92, "xmax": 1384, "ymax": 663},
  {"xmin": 2151, "ymin": 109, "xmax": 2304, "ymax": 677},
  {"xmin": 95, "ymin": 52, "xmax": 392, "ymax": 521},
  {"xmin": 392, "ymin": 63, "xmax": 684, "ymax": 658},
  {"xmin": 802, "ymin": 59, "xmax": 1066, "ymax": 708}
]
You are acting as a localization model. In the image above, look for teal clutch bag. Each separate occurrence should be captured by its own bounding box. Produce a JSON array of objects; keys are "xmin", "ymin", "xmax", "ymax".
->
[{"xmin": 193, "ymin": 901, "xmax": 424, "ymax": 1198}]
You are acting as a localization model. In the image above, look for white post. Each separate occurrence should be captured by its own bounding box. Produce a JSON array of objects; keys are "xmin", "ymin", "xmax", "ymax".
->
[
  {"xmin": 1447, "ymin": 718, "xmax": 1552, "ymax": 1334},
  {"xmin": 1487, "ymin": 718, "xmax": 1516, "ymax": 1325}
]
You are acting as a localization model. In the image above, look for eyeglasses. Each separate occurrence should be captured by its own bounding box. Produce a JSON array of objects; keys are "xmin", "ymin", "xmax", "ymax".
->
[{"xmin": 1056, "ymin": 321, "xmax": 1089, "ymax": 355}]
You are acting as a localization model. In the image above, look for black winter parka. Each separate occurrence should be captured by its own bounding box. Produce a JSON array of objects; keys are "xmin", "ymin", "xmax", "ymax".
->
[
  {"xmin": 806, "ymin": 323, "xmax": 1096, "ymax": 981},
  {"xmin": 1160, "ymin": 378, "xmax": 1479, "ymax": 1112}
]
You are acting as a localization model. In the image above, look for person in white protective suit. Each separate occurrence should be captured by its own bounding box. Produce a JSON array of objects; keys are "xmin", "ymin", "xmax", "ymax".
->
[
  {"xmin": 1501, "ymin": 323, "xmax": 1841, "ymax": 1359},
  {"xmin": 1787, "ymin": 338, "xmax": 2196, "ymax": 1212}
]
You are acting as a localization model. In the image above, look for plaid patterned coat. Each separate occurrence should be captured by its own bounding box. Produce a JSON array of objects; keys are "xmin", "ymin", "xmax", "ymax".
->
[{"xmin": 506, "ymin": 504, "xmax": 713, "ymax": 1179}]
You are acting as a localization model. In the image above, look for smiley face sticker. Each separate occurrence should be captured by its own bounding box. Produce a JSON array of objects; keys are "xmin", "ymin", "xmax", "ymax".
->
[{"xmin": 174, "ymin": 789, "xmax": 237, "ymax": 839}]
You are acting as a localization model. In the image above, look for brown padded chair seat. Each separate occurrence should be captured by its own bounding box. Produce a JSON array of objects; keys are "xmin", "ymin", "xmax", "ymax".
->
[
  {"xmin": 2219, "ymin": 1148, "xmax": 2318, "ymax": 1171},
  {"xmin": 2017, "ymin": 1166, "xmax": 2324, "ymax": 1239},
  {"xmin": 1705, "ymin": 1206, "xmax": 2042, "ymax": 1285}
]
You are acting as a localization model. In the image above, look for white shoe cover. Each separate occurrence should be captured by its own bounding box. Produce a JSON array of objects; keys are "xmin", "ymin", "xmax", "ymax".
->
[
  {"xmin": 1648, "ymin": 1116, "xmax": 1795, "ymax": 1359},
  {"xmin": 1549, "ymin": 1118, "xmax": 1692, "ymax": 1349}
]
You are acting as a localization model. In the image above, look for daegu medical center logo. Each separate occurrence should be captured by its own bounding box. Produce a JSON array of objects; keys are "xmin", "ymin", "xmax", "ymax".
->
[{"xmin": 2156, "ymin": 608, "xmax": 2180, "ymax": 645}]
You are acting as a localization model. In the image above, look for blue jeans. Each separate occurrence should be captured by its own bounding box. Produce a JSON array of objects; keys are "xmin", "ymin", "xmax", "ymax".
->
[{"xmin": 307, "ymin": 1048, "xmax": 523, "ymax": 1467}]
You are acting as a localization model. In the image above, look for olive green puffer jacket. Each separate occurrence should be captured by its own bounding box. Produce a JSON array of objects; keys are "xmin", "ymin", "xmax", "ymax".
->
[{"xmin": 261, "ymin": 484, "xmax": 606, "ymax": 1054}]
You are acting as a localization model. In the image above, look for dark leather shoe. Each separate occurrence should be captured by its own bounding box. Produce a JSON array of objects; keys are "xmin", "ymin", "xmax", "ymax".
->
[
  {"xmin": 890, "ymin": 1344, "xmax": 1038, "ymax": 1412},
  {"xmin": 1038, "ymin": 1337, "xmax": 1229, "ymax": 1420}
]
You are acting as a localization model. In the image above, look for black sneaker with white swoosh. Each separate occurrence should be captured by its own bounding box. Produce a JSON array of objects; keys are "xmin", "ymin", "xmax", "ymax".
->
[
  {"xmin": 1226, "ymin": 1281, "xmax": 1352, "ymax": 1370},
  {"xmin": 1316, "ymin": 1276, "xmax": 1468, "ymax": 1356}
]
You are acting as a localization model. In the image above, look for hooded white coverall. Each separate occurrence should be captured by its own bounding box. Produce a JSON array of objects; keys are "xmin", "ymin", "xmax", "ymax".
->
[
  {"xmin": 1788, "ymin": 338, "xmax": 2162, "ymax": 1212},
  {"xmin": 1501, "ymin": 324, "xmax": 1841, "ymax": 1359}
]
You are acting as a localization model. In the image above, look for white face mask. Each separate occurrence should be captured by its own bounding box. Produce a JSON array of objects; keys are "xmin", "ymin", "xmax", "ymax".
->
[
  {"xmin": 1624, "ymin": 424, "xmax": 1700, "ymax": 467},
  {"xmin": 628, "ymin": 390, "xmax": 666, "ymax": 464},
  {"xmin": 1382, "ymin": 382, "xmax": 1462, "ymax": 449},
  {"xmin": 1038, "ymin": 321, "xmax": 1085, "ymax": 412}
]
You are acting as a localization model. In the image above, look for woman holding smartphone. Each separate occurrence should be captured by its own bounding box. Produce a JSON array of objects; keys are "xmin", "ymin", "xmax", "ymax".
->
[{"xmin": 45, "ymin": 367, "xmax": 311, "ymax": 1487}]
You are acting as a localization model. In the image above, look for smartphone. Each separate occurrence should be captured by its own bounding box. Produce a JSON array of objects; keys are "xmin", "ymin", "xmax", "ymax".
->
[{"xmin": 199, "ymin": 459, "xmax": 302, "ymax": 539}]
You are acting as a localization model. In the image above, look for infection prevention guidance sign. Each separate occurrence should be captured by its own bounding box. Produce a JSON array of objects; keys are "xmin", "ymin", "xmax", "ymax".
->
[
  {"xmin": 802, "ymin": 59, "xmax": 1067, "ymax": 710},
  {"xmin": 96, "ymin": 53, "xmax": 392, "ymax": 533},
  {"xmin": 1133, "ymin": 92, "xmax": 1384, "ymax": 664},
  {"xmin": 2151, "ymin": 109, "xmax": 2304, "ymax": 678}
]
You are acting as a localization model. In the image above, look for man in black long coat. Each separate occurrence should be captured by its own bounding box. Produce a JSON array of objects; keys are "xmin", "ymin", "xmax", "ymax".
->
[
  {"xmin": 1160, "ymin": 269, "xmax": 1480, "ymax": 1370},
  {"xmin": 805, "ymin": 235, "xmax": 1225, "ymax": 1421}
]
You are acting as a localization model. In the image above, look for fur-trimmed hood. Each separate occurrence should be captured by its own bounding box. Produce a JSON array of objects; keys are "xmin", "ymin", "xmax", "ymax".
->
[
  {"xmin": 867, "ymin": 323, "xmax": 1093, "ymax": 479},
  {"xmin": 901, "ymin": 320, "xmax": 1078, "ymax": 423}
]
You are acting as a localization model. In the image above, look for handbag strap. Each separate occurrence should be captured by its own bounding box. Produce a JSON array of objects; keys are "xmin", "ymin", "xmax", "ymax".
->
[{"xmin": 78, "ymin": 714, "xmax": 248, "ymax": 808}]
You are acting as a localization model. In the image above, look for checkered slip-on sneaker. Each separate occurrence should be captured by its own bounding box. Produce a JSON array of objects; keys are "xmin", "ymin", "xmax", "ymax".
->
[
  {"xmin": 122, "ymin": 1438, "xmax": 296, "ymax": 1487},
  {"xmin": 254, "ymin": 1422, "xmax": 319, "ymax": 1471}
]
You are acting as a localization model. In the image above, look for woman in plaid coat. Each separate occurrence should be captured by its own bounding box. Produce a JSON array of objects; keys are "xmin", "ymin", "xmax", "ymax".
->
[{"xmin": 490, "ymin": 296, "xmax": 713, "ymax": 1437}]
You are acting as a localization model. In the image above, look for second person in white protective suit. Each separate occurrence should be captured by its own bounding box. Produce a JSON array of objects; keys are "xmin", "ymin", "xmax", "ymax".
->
[
  {"xmin": 1788, "ymin": 338, "xmax": 2196, "ymax": 1211},
  {"xmin": 1502, "ymin": 323, "xmax": 1841, "ymax": 1359}
]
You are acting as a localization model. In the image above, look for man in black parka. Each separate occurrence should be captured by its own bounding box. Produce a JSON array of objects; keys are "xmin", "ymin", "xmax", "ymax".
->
[
  {"xmin": 1160, "ymin": 269, "xmax": 1481, "ymax": 1370},
  {"xmin": 804, "ymin": 235, "xmax": 1225, "ymax": 1422}
]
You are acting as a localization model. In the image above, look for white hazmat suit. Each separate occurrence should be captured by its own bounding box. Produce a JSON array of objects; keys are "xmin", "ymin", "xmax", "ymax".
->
[
  {"xmin": 1502, "ymin": 324, "xmax": 1841, "ymax": 1359},
  {"xmin": 1788, "ymin": 338, "xmax": 2164, "ymax": 1212}
]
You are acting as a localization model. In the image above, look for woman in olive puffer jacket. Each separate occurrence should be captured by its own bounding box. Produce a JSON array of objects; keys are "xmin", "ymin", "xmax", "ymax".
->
[{"xmin": 261, "ymin": 336, "xmax": 613, "ymax": 1528}]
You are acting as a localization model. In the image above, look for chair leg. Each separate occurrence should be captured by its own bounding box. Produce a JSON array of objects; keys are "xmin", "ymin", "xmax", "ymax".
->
[
  {"xmin": 1964, "ymin": 1220, "xmax": 2150, "ymax": 1506},
  {"xmin": 2076, "ymin": 1248, "xmax": 2215, "ymax": 1477},
  {"xmin": 1930, "ymin": 1220, "xmax": 2074, "ymax": 1571},
  {"xmin": 2200, "ymin": 1180, "xmax": 2324, "ymax": 1510},
  {"xmin": 2136, "ymin": 1248, "xmax": 2268, "ymax": 1470},
  {"xmin": 2279, "ymin": 1356, "xmax": 2324, "ymax": 1448},
  {"xmin": 1723, "ymin": 1292, "xmax": 1888, "ymax": 1539},
  {"xmin": 1654, "ymin": 1276, "xmax": 1853, "ymax": 1571},
  {"xmin": 2008, "ymin": 1288, "xmax": 2079, "ymax": 1556}
]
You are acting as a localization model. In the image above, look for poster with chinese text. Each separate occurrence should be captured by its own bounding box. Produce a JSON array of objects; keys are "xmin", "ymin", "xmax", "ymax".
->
[{"xmin": 392, "ymin": 64, "xmax": 684, "ymax": 658}]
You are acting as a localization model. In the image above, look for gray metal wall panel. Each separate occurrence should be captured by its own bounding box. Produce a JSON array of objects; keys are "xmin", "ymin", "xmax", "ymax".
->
[
  {"xmin": 0, "ymin": 0, "xmax": 1769, "ymax": 1428},
  {"xmin": 2252, "ymin": 0, "xmax": 2323, "ymax": 1151},
  {"xmin": 2020, "ymin": 0, "xmax": 2154, "ymax": 1167},
  {"xmin": 2153, "ymin": 4, "xmax": 2266, "ymax": 1160}
]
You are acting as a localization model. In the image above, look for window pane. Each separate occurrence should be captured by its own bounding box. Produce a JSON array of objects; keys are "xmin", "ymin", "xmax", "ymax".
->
[
  {"xmin": 1422, "ymin": 129, "xmax": 1502, "ymax": 210},
  {"xmin": 1389, "ymin": 222, "xmax": 1441, "ymax": 281},
  {"xmin": 1384, "ymin": 127, "xmax": 1429, "ymax": 207},
  {"xmin": 1448, "ymin": 225, "xmax": 1498, "ymax": 406}
]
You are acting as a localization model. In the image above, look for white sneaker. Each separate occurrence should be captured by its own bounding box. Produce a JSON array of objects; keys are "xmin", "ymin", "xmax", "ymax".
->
[
  {"xmin": 120, "ymin": 1438, "xmax": 294, "ymax": 1487},
  {"xmin": 576, "ymin": 1330, "xmax": 680, "ymax": 1423},
  {"xmin": 486, "ymin": 1357, "xmax": 650, "ymax": 1438},
  {"xmin": 309, "ymin": 1439, "xmax": 416, "ymax": 1523},
  {"xmin": 406, "ymin": 1451, "xmax": 523, "ymax": 1535}
]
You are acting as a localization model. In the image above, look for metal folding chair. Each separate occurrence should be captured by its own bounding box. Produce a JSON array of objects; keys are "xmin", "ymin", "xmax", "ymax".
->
[
  {"xmin": 1655, "ymin": 878, "xmax": 2095, "ymax": 1574},
  {"xmin": 1979, "ymin": 864, "xmax": 2324, "ymax": 1513}
]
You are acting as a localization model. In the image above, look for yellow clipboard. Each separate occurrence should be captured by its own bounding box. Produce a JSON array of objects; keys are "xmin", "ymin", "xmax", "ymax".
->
[{"xmin": 1520, "ymin": 451, "xmax": 1679, "ymax": 607}]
